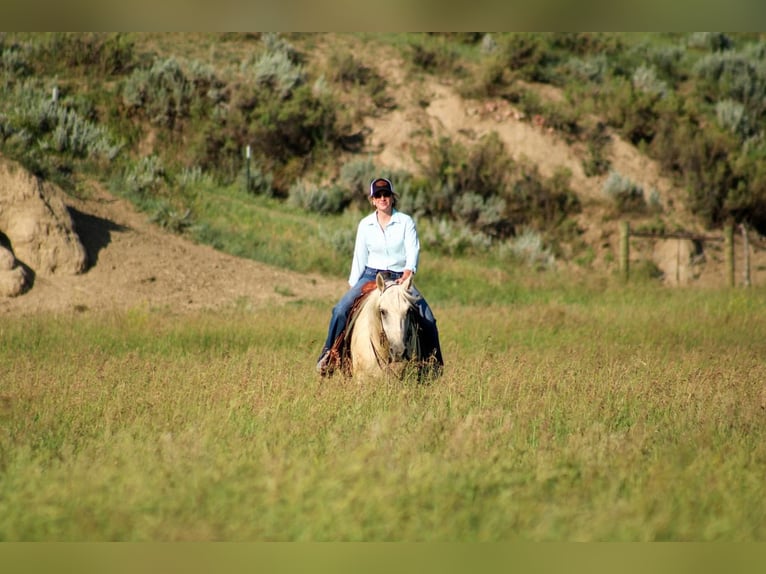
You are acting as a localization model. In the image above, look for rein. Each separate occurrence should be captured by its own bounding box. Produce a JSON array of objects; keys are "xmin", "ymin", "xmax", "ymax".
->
[{"xmin": 371, "ymin": 280, "xmax": 414, "ymax": 369}]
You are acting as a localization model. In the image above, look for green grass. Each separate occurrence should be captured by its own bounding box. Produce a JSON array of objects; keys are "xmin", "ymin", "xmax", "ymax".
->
[
  {"xmin": 1, "ymin": 287, "xmax": 765, "ymax": 541},
  {"xmin": 186, "ymin": 184, "xmax": 356, "ymax": 277}
]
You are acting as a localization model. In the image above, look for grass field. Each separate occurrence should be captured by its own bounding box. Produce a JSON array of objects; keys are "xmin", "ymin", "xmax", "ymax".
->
[{"xmin": 1, "ymin": 285, "xmax": 765, "ymax": 541}]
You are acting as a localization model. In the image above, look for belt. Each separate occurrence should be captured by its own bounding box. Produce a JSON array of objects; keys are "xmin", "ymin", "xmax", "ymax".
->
[{"xmin": 365, "ymin": 267, "xmax": 402, "ymax": 280}]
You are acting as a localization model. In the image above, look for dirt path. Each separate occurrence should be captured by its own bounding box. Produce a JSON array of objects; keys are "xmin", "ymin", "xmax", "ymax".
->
[{"xmin": 0, "ymin": 184, "xmax": 346, "ymax": 316}]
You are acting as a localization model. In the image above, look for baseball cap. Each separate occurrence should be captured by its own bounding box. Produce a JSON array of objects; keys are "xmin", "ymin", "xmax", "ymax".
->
[{"xmin": 369, "ymin": 177, "xmax": 394, "ymax": 197}]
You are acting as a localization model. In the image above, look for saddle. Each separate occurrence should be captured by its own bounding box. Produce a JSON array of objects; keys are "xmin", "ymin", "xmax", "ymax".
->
[{"xmin": 322, "ymin": 280, "xmax": 378, "ymax": 377}]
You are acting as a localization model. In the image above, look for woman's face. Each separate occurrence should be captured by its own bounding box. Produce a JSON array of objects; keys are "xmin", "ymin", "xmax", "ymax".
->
[{"xmin": 372, "ymin": 191, "xmax": 393, "ymax": 212}]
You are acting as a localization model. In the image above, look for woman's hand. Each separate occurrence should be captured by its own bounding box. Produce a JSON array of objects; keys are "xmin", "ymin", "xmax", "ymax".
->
[{"xmin": 396, "ymin": 269, "xmax": 413, "ymax": 285}]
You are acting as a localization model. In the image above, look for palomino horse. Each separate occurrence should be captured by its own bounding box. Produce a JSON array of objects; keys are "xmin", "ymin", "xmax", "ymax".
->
[{"xmin": 348, "ymin": 272, "xmax": 420, "ymax": 379}]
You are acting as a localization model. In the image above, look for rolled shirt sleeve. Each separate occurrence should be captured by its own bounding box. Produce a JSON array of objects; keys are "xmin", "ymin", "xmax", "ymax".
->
[
  {"xmin": 348, "ymin": 221, "xmax": 369, "ymax": 286},
  {"xmin": 402, "ymin": 213, "xmax": 420, "ymax": 275}
]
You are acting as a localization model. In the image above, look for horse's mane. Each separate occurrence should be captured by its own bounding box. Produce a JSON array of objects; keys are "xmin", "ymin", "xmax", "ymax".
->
[{"xmin": 380, "ymin": 279, "xmax": 418, "ymax": 308}]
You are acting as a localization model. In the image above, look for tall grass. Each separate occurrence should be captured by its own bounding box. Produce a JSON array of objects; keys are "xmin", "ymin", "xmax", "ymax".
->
[{"xmin": 1, "ymin": 287, "xmax": 765, "ymax": 541}]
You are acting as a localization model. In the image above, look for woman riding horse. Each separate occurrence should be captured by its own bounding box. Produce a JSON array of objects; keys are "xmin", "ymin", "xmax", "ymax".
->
[{"xmin": 316, "ymin": 177, "xmax": 443, "ymax": 377}]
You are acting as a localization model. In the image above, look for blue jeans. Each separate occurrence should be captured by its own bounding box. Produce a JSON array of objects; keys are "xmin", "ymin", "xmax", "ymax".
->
[{"xmin": 319, "ymin": 267, "xmax": 443, "ymax": 366}]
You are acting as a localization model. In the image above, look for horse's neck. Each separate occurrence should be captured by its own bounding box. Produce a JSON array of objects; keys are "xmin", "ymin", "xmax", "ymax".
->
[
  {"xmin": 357, "ymin": 293, "xmax": 386, "ymax": 351},
  {"xmin": 359, "ymin": 293, "xmax": 382, "ymax": 337}
]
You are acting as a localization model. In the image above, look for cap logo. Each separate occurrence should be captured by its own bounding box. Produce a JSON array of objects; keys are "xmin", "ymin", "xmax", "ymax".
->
[{"xmin": 369, "ymin": 177, "xmax": 394, "ymax": 197}]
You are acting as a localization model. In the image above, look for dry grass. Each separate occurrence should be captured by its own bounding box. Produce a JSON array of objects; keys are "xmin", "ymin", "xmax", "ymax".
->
[{"xmin": 1, "ymin": 288, "xmax": 765, "ymax": 541}]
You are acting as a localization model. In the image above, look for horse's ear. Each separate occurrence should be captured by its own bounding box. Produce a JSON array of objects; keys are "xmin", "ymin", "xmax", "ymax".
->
[
  {"xmin": 404, "ymin": 273, "xmax": 414, "ymax": 290},
  {"xmin": 376, "ymin": 272, "xmax": 386, "ymax": 292}
]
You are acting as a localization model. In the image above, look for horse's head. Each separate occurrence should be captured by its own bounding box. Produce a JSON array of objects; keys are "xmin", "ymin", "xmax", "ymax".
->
[{"xmin": 375, "ymin": 272, "xmax": 418, "ymax": 362}]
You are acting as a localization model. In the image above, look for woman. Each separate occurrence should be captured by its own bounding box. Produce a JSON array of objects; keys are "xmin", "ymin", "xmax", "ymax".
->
[{"xmin": 317, "ymin": 177, "xmax": 443, "ymax": 376}]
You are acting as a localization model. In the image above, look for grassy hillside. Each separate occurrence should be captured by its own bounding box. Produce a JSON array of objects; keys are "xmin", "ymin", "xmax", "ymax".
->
[{"xmin": 3, "ymin": 32, "xmax": 766, "ymax": 284}]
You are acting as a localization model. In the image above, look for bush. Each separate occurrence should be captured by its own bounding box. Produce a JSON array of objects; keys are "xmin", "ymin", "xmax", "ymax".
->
[
  {"xmin": 252, "ymin": 50, "xmax": 305, "ymax": 100},
  {"xmin": 239, "ymin": 163, "xmax": 274, "ymax": 196},
  {"xmin": 407, "ymin": 34, "xmax": 461, "ymax": 75},
  {"xmin": 328, "ymin": 51, "xmax": 390, "ymax": 109},
  {"xmin": 418, "ymin": 134, "xmax": 580, "ymax": 239},
  {"xmin": 715, "ymin": 99, "xmax": 750, "ymax": 138},
  {"xmin": 581, "ymin": 122, "xmax": 612, "ymax": 176},
  {"xmin": 686, "ymin": 32, "xmax": 733, "ymax": 52},
  {"xmin": 122, "ymin": 57, "xmax": 224, "ymax": 128},
  {"xmin": 632, "ymin": 65, "xmax": 668, "ymax": 98},
  {"xmin": 497, "ymin": 33, "xmax": 555, "ymax": 83},
  {"xmin": 40, "ymin": 33, "xmax": 136, "ymax": 76},
  {"xmin": 420, "ymin": 218, "xmax": 493, "ymax": 256},
  {"xmin": 564, "ymin": 54, "xmax": 609, "ymax": 84},
  {"xmin": 602, "ymin": 170, "xmax": 646, "ymax": 212},
  {"xmin": 0, "ymin": 41, "xmax": 33, "ymax": 78},
  {"xmin": 693, "ymin": 50, "xmax": 766, "ymax": 115},
  {"xmin": 149, "ymin": 203, "xmax": 193, "ymax": 234},
  {"xmin": 501, "ymin": 227, "xmax": 555, "ymax": 270},
  {"xmin": 338, "ymin": 157, "xmax": 379, "ymax": 210},
  {"xmin": 0, "ymin": 79, "xmax": 122, "ymax": 185},
  {"xmin": 123, "ymin": 155, "xmax": 167, "ymax": 198},
  {"xmin": 288, "ymin": 180, "xmax": 349, "ymax": 215}
]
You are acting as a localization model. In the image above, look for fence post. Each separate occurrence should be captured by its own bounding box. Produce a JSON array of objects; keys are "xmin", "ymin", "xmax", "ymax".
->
[
  {"xmin": 725, "ymin": 223, "xmax": 735, "ymax": 287},
  {"xmin": 245, "ymin": 145, "xmax": 252, "ymax": 193},
  {"xmin": 619, "ymin": 221, "xmax": 630, "ymax": 282},
  {"xmin": 741, "ymin": 223, "xmax": 751, "ymax": 287}
]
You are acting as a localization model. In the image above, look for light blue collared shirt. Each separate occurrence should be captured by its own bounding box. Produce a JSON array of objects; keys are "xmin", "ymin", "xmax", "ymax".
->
[{"xmin": 348, "ymin": 209, "xmax": 420, "ymax": 286}]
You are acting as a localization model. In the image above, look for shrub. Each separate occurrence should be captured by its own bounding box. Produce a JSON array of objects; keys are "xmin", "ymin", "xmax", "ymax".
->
[
  {"xmin": 602, "ymin": 76, "xmax": 661, "ymax": 145},
  {"xmin": 239, "ymin": 164, "xmax": 274, "ymax": 196},
  {"xmin": 39, "ymin": 33, "xmax": 136, "ymax": 76},
  {"xmin": 505, "ymin": 164, "xmax": 580, "ymax": 231},
  {"xmin": 330, "ymin": 52, "xmax": 374, "ymax": 86},
  {"xmin": 177, "ymin": 166, "xmax": 216, "ymax": 190},
  {"xmin": 407, "ymin": 34, "xmax": 461, "ymax": 75},
  {"xmin": 632, "ymin": 65, "xmax": 668, "ymax": 98},
  {"xmin": 423, "ymin": 132, "xmax": 513, "ymax": 201},
  {"xmin": 318, "ymin": 224, "xmax": 356, "ymax": 256},
  {"xmin": 261, "ymin": 33, "xmax": 301, "ymax": 64},
  {"xmin": 686, "ymin": 32, "xmax": 733, "ymax": 52},
  {"xmin": 338, "ymin": 157, "xmax": 379, "ymax": 210},
  {"xmin": 693, "ymin": 50, "xmax": 766, "ymax": 115},
  {"xmin": 497, "ymin": 33, "xmax": 554, "ymax": 83},
  {"xmin": 0, "ymin": 79, "xmax": 122, "ymax": 175},
  {"xmin": 715, "ymin": 99, "xmax": 749, "ymax": 138},
  {"xmin": 452, "ymin": 192, "xmax": 508, "ymax": 238},
  {"xmin": 647, "ymin": 45, "xmax": 686, "ymax": 83},
  {"xmin": 564, "ymin": 54, "xmax": 609, "ymax": 83},
  {"xmin": 726, "ymin": 139, "xmax": 766, "ymax": 233},
  {"xmin": 288, "ymin": 180, "xmax": 349, "ymax": 215},
  {"xmin": 253, "ymin": 84, "xmax": 338, "ymax": 162},
  {"xmin": 123, "ymin": 155, "xmax": 167, "ymax": 198},
  {"xmin": 252, "ymin": 50, "xmax": 305, "ymax": 100},
  {"xmin": 602, "ymin": 170, "xmax": 646, "ymax": 212},
  {"xmin": 582, "ymin": 122, "xmax": 612, "ymax": 176},
  {"xmin": 480, "ymin": 34, "xmax": 498, "ymax": 55},
  {"xmin": 420, "ymin": 218, "xmax": 493, "ymax": 256},
  {"xmin": 500, "ymin": 227, "xmax": 555, "ymax": 270},
  {"xmin": 149, "ymin": 203, "xmax": 193, "ymax": 234},
  {"xmin": 328, "ymin": 51, "xmax": 390, "ymax": 110},
  {"xmin": 0, "ymin": 42, "xmax": 33, "ymax": 78},
  {"xmin": 122, "ymin": 57, "xmax": 224, "ymax": 128}
]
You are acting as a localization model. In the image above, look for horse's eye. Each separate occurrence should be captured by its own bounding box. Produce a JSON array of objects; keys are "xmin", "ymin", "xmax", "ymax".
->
[{"xmin": 380, "ymin": 309, "xmax": 387, "ymax": 318}]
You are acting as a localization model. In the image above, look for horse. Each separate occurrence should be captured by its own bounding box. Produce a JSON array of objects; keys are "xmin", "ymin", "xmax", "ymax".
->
[{"xmin": 348, "ymin": 272, "xmax": 421, "ymax": 379}]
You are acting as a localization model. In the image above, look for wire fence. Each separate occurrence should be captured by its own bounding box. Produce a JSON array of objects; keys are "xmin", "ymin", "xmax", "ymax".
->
[{"xmin": 619, "ymin": 221, "xmax": 760, "ymax": 287}]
